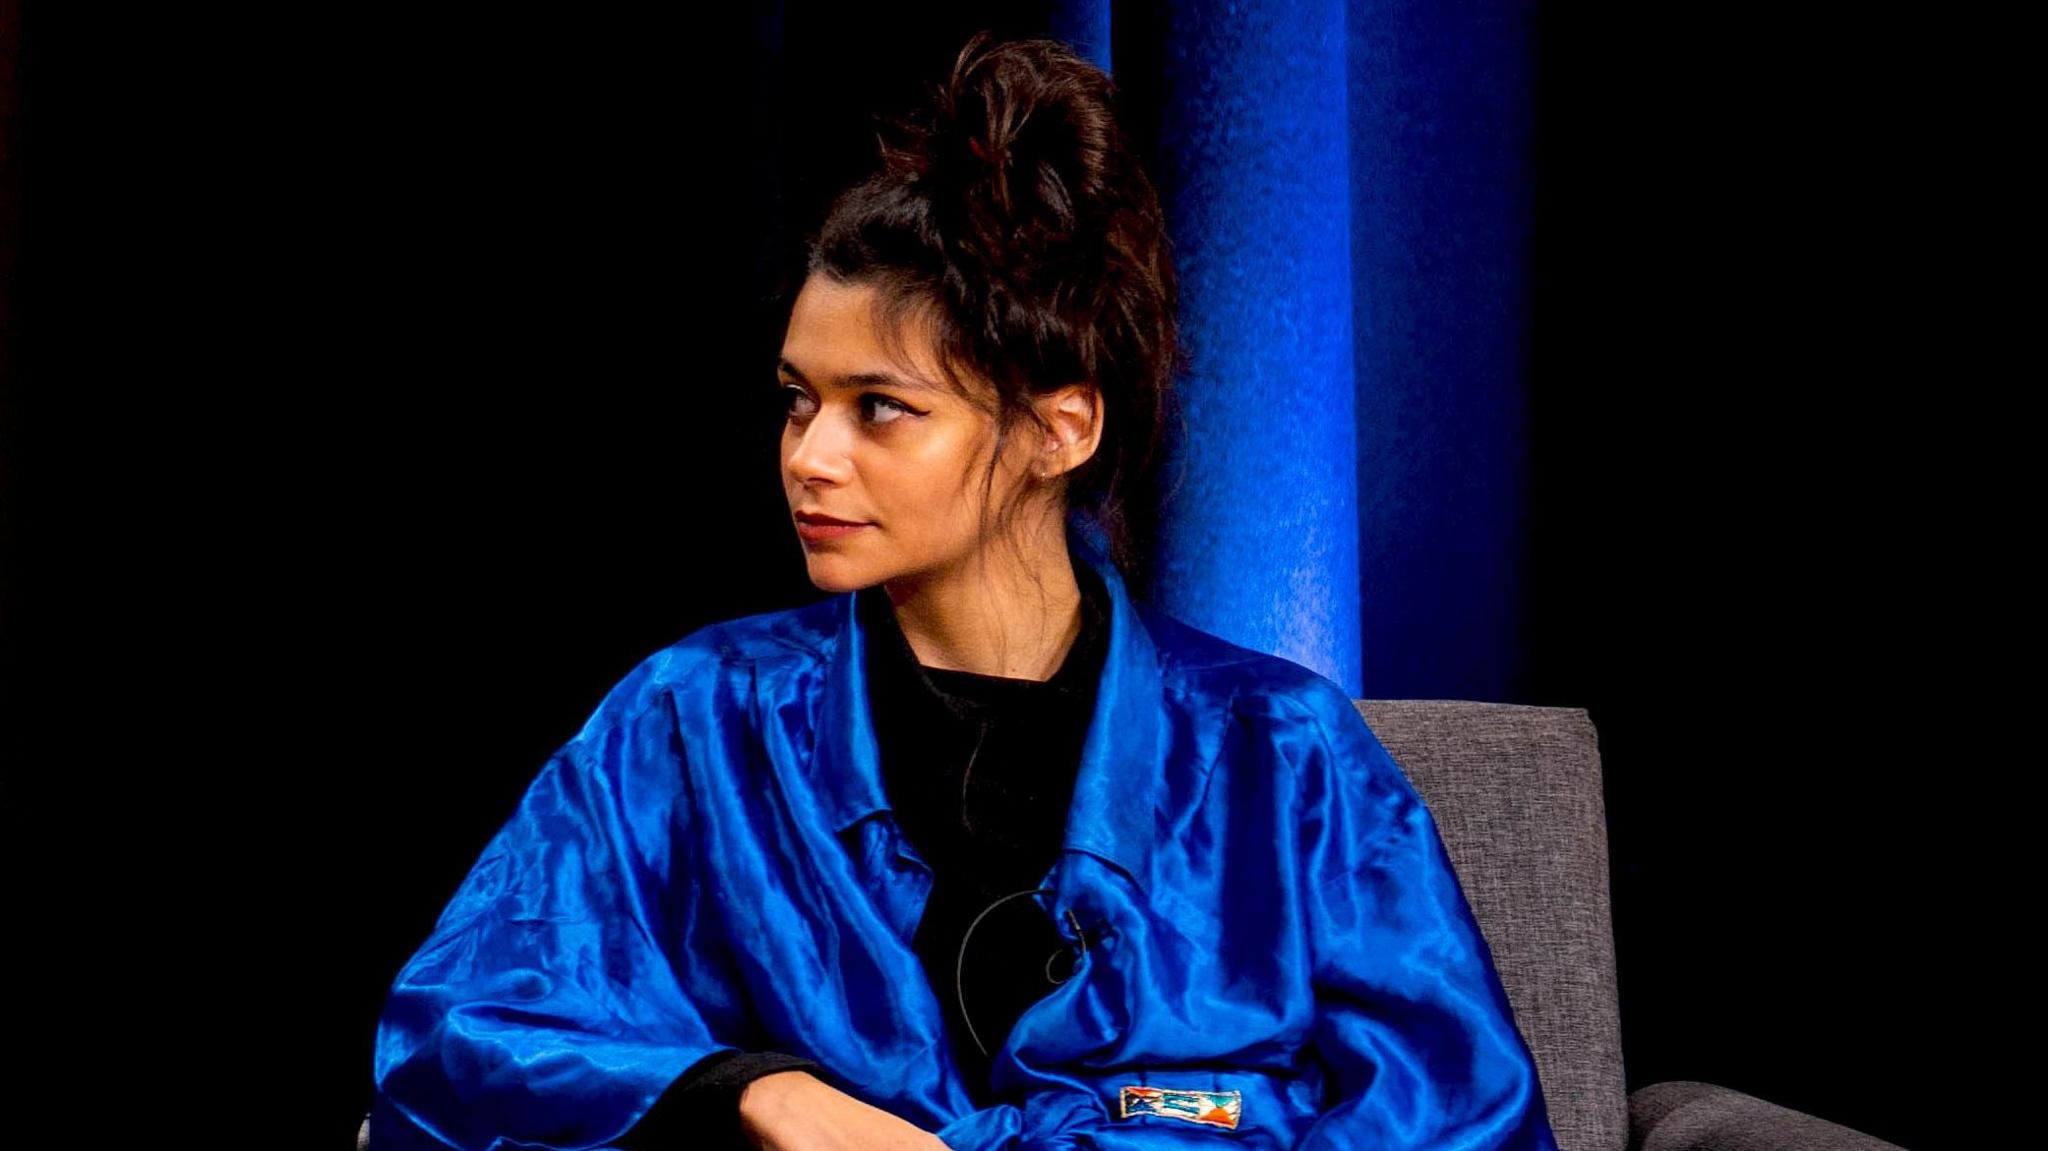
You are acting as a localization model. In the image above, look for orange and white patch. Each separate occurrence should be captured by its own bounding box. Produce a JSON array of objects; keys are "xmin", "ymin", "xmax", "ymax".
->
[{"xmin": 1118, "ymin": 1085, "xmax": 1243, "ymax": 1130}]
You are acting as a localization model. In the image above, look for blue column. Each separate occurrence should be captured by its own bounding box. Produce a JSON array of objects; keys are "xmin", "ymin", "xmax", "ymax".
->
[
  {"xmin": 1049, "ymin": 1, "xmax": 1113, "ymax": 73},
  {"xmin": 1150, "ymin": 0, "xmax": 1363, "ymax": 695}
]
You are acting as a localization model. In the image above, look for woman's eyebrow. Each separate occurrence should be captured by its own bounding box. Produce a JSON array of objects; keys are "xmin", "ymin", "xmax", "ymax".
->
[{"xmin": 778, "ymin": 357, "xmax": 940, "ymax": 393}]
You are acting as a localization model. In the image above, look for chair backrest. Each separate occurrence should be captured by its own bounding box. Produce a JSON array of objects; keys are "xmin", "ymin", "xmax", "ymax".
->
[{"xmin": 1358, "ymin": 699, "xmax": 1625, "ymax": 1151}]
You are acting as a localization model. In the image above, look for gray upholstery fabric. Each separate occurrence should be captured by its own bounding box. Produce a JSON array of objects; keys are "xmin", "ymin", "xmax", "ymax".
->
[
  {"xmin": 1628, "ymin": 1080, "xmax": 1908, "ymax": 1151},
  {"xmin": 1359, "ymin": 700, "xmax": 1628, "ymax": 1151}
]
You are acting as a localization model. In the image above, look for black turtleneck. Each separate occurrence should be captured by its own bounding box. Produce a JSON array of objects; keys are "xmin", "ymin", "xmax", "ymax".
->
[{"xmin": 614, "ymin": 560, "xmax": 1111, "ymax": 1150}]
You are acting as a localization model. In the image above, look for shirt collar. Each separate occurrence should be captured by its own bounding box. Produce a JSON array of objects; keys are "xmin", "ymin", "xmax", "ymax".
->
[
  {"xmin": 858, "ymin": 546, "xmax": 1111, "ymax": 719},
  {"xmin": 806, "ymin": 514, "xmax": 1170, "ymax": 896}
]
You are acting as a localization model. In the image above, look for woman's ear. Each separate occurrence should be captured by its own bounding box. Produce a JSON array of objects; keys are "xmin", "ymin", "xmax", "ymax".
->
[{"xmin": 1036, "ymin": 384, "xmax": 1104, "ymax": 479}]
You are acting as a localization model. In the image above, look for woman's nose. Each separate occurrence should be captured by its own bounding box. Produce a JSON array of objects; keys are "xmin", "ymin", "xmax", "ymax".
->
[{"xmin": 784, "ymin": 412, "xmax": 856, "ymax": 485}]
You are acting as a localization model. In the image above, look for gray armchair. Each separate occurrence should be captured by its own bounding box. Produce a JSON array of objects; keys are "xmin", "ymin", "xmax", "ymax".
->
[
  {"xmin": 1359, "ymin": 699, "xmax": 1906, "ymax": 1151},
  {"xmin": 358, "ymin": 700, "xmax": 1908, "ymax": 1151}
]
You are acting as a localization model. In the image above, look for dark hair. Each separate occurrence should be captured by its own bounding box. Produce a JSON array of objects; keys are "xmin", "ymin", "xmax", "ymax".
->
[{"xmin": 788, "ymin": 30, "xmax": 1185, "ymax": 590}]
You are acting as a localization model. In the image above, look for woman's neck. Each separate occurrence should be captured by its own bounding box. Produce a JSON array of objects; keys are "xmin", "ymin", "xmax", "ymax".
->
[{"xmin": 879, "ymin": 540, "xmax": 1086, "ymax": 683}]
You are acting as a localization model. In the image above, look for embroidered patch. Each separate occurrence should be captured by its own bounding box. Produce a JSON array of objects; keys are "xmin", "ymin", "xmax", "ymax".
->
[{"xmin": 1118, "ymin": 1085, "xmax": 1242, "ymax": 1130}]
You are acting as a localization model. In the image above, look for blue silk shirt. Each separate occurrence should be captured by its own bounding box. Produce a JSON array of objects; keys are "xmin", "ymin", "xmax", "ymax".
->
[{"xmin": 369, "ymin": 522, "xmax": 1559, "ymax": 1151}]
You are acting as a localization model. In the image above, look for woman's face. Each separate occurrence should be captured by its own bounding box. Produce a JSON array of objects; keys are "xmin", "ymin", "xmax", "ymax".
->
[{"xmin": 776, "ymin": 273, "xmax": 1044, "ymax": 594}]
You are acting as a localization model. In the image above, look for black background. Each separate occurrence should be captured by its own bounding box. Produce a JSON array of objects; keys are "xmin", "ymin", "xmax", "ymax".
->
[{"xmin": 1, "ymin": 3, "xmax": 1995, "ymax": 1147}]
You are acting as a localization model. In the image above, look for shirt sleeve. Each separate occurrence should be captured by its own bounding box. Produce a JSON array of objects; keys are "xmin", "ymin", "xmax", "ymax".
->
[
  {"xmin": 610, "ymin": 1049, "xmax": 824, "ymax": 1151},
  {"xmin": 369, "ymin": 680, "xmax": 749, "ymax": 1151},
  {"xmin": 1288, "ymin": 680, "xmax": 1560, "ymax": 1151}
]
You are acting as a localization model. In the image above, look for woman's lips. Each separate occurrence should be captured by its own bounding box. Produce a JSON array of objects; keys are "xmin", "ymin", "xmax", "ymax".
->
[{"xmin": 794, "ymin": 516, "xmax": 872, "ymax": 543}]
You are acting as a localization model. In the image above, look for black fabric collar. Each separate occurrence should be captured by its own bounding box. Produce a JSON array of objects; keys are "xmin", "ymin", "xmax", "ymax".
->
[{"xmin": 857, "ymin": 557, "xmax": 1112, "ymax": 723}]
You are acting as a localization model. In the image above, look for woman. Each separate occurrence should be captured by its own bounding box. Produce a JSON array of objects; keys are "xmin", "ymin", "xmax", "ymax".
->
[{"xmin": 369, "ymin": 31, "xmax": 1558, "ymax": 1151}]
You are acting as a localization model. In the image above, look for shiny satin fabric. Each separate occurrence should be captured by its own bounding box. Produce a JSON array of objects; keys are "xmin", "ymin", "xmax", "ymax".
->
[{"xmin": 369, "ymin": 518, "xmax": 1558, "ymax": 1150}]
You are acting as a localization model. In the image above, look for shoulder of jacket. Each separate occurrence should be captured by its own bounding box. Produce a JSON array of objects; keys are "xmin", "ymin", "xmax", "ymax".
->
[
  {"xmin": 647, "ymin": 598, "xmax": 840, "ymax": 680},
  {"xmin": 568, "ymin": 599, "xmax": 835, "ymax": 744},
  {"xmin": 1139, "ymin": 603, "xmax": 1351, "ymax": 726},
  {"xmin": 691, "ymin": 596, "xmax": 841, "ymax": 665}
]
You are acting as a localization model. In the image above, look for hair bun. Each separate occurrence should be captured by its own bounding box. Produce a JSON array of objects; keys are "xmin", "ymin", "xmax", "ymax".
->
[{"xmin": 875, "ymin": 31, "xmax": 1118, "ymax": 255}]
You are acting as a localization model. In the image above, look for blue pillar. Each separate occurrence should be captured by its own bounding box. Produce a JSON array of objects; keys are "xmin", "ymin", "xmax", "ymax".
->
[
  {"xmin": 1049, "ymin": 1, "xmax": 1113, "ymax": 73},
  {"xmin": 1151, "ymin": 0, "xmax": 1363, "ymax": 696}
]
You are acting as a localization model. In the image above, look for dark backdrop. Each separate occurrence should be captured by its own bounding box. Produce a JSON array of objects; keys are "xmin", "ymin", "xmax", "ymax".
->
[{"xmin": 1, "ymin": 3, "xmax": 1983, "ymax": 1147}]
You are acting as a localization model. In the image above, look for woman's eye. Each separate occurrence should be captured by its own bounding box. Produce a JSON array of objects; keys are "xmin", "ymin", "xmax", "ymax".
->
[
  {"xmin": 778, "ymin": 385, "xmax": 816, "ymax": 418},
  {"xmin": 862, "ymin": 394, "xmax": 916, "ymax": 424},
  {"xmin": 777, "ymin": 386, "xmax": 918, "ymax": 427}
]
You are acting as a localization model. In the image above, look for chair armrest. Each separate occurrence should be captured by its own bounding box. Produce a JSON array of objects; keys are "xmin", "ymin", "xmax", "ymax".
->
[{"xmin": 1628, "ymin": 1080, "xmax": 1907, "ymax": 1151}]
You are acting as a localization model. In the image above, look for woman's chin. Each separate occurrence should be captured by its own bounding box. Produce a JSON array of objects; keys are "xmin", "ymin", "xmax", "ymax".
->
[{"xmin": 801, "ymin": 556, "xmax": 875, "ymax": 595}]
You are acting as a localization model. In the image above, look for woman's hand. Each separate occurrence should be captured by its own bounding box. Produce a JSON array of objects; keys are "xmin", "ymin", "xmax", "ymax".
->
[{"xmin": 739, "ymin": 1069, "xmax": 953, "ymax": 1150}]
